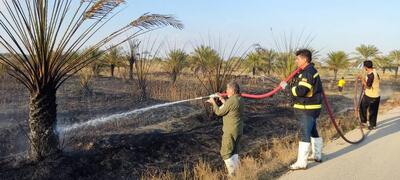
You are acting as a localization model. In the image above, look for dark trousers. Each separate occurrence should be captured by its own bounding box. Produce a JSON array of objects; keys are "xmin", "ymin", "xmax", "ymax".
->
[
  {"xmin": 359, "ymin": 95, "xmax": 380, "ymax": 127},
  {"xmin": 296, "ymin": 111, "xmax": 320, "ymax": 142}
]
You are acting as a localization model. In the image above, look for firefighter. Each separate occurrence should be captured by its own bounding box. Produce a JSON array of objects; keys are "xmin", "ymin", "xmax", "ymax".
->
[
  {"xmin": 206, "ymin": 81, "xmax": 244, "ymax": 176},
  {"xmin": 359, "ymin": 60, "xmax": 380, "ymax": 130},
  {"xmin": 280, "ymin": 49, "xmax": 323, "ymax": 170},
  {"xmin": 338, "ymin": 77, "xmax": 346, "ymax": 94}
]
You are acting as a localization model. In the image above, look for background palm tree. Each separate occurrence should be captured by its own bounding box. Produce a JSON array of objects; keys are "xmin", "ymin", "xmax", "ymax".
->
[
  {"xmin": 261, "ymin": 49, "xmax": 277, "ymax": 75},
  {"xmin": 326, "ymin": 51, "xmax": 350, "ymax": 81},
  {"xmin": 190, "ymin": 45, "xmax": 246, "ymax": 93},
  {"xmin": 274, "ymin": 52, "xmax": 296, "ymax": 79},
  {"xmin": 103, "ymin": 46, "xmax": 124, "ymax": 77},
  {"xmin": 389, "ymin": 50, "xmax": 400, "ymax": 79},
  {"xmin": 0, "ymin": 0, "xmax": 183, "ymax": 161},
  {"xmin": 163, "ymin": 49, "xmax": 188, "ymax": 84},
  {"xmin": 244, "ymin": 51, "xmax": 265, "ymax": 76},
  {"xmin": 373, "ymin": 55, "xmax": 393, "ymax": 75},
  {"xmin": 127, "ymin": 39, "xmax": 141, "ymax": 80},
  {"xmin": 87, "ymin": 47, "xmax": 105, "ymax": 77},
  {"xmin": 355, "ymin": 44, "xmax": 380, "ymax": 65}
]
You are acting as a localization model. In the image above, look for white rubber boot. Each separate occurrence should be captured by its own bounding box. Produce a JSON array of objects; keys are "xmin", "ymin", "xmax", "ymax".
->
[
  {"xmin": 224, "ymin": 156, "xmax": 236, "ymax": 176},
  {"xmin": 289, "ymin": 141, "xmax": 310, "ymax": 170},
  {"xmin": 232, "ymin": 154, "xmax": 239, "ymax": 170},
  {"xmin": 308, "ymin": 137, "xmax": 323, "ymax": 162}
]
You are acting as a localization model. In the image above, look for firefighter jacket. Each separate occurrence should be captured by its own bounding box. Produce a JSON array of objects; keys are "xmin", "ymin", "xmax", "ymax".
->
[{"xmin": 290, "ymin": 64, "xmax": 323, "ymax": 115}]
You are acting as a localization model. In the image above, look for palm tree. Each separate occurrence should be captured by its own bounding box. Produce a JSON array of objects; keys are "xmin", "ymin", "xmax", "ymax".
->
[
  {"xmin": 104, "ymin": 46, "xmax": 124, "ymax": 77},
  {"xmin": 163, "ymin": 49, "xmax": 188, "ymax": 84},
  {"xmin": 355, "ymin": 44, "xmax": 380, "ymax": 65},
  {"xmin": 245, "ymin": 51, "xmax": 265, "ymax": 76},
  {"xmin": 373, "ymin": 55, "xmax": 392, "ymax": 74},
  {"xmin": 127, "ymin": 39, "xmax": 140, "ymax": 80},
  {"xmin": 0, "ymin": 0, "xmax": 183, "ymax": 161},
  {"xmin": 389, "ymin": 50, "xmax": 400, "ymax": 79},
  {"xmin": 269, "ymin": 31, "xmax": 316, "ymax": 79},
  {"xmin": 274, "ymin": 52, "xmax": 296, "ymax": 79},
  {"xmin": 190, "ymin": 45, "xmax": 245, "ymax": 93},
  {"xmin": 326, "ymin": 51, "xmax": 350, "ymax": 81},
  {"xmin": 262, "ymin": 49, "xmax": 277, "ymax": 75}
]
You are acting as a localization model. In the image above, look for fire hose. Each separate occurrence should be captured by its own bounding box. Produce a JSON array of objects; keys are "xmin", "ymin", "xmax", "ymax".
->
[{"xmin": 218, "ymin": 68, "xmax": 365, "ymax": 144}]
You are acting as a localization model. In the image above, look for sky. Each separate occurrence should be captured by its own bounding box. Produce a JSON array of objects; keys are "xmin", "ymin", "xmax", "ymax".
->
[
  {"xmin": 115, "ymin": 0, "xmax": 400, "ymax": 57},
  {"xmin": 1, "ymin": 0, "xmax": 400, "ymax": 59}
]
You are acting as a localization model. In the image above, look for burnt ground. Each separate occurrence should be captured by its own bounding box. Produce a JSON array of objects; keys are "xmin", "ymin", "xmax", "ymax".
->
[{"xmin": 0, "ymin": 74, "xmax": 397, "ymax": 180}]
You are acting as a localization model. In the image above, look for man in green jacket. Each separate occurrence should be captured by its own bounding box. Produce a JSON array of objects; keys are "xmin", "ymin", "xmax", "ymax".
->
[{"xmin": 206, "ymin": 81, "xmax": 244, "ymax": 176}]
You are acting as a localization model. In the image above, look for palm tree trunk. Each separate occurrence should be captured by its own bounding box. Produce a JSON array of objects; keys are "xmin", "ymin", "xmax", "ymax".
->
[
  {"xmin": 395, "ymin": 67, "xmax": 399, "ymax": 79},
  {"xmin": 111, "ymin": 64, "xmax": 115, "ymax": 77},
  {"xmin": 139, "ymin": 85, "xmax": 147, "ymax": 101},
  {"xmin": 129, "ymin": 62, "xmax": 134, "ymax": 80},
  {"xmin": 171, "ymin": 73, "xmax": 177, "ymax": 84},
  {"xmin": 92, "ymin": 64, "xmax": 99, "ymax": 77},
  {"xmin": 333, "ymin": 69, "xmax": 338, "ymax": 81},
  {"xmin": 252, "ymin": 67, "xmax": 256, "ymax": 76},
  {"xmin": 28, "ymin": 86, "xmax": 59, "ymax": 161}
]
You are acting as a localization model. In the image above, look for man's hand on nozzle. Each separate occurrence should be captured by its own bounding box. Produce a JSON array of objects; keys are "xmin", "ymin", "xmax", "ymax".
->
[
  {"xmin": 279, "ymin": 81, "xmax": 288, "ymax": 89},
  {"xmin": 209, "ymin": 93, "xmax": 220, "ymax": 98},
  {"xmin": 206, "ymin": 97, "xmax": 216, "ymax": 104}
]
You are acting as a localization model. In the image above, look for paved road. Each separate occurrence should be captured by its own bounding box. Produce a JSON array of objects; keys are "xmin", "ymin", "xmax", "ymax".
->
[{"xmin": 279, "ymin": 108, "xmax": 400, "ymax": 180}]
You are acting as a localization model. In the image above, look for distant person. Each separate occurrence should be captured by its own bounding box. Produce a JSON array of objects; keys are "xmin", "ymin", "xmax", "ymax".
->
[
  {"xmin": 338, "ymin": 77, "xmax": 346, "ymax": 94},
  {"xmin": 359, "ymin": 60, "xmax": 380, "ymax": 130},
  {"xmin": 279, "ymin": 49, "xmax": 323, "ymax": 170},
  {"xmin": 206, "ymin": 81, "xmax": 244, "ymax": 176}
]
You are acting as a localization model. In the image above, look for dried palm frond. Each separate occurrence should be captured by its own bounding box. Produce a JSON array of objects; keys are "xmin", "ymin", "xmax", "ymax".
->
[
  {"xmin": 131, "ymin": 13, "xmax": 184, "ymax": 30},
  {"xmin": 85, "ymin": 0, "xmax": 125, "ymax": 19}
]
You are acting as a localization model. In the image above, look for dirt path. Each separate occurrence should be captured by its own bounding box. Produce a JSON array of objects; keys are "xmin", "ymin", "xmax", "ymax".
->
[{"xmin": 279, "ymin": 107, "xmax": 400, "ymax": 180}]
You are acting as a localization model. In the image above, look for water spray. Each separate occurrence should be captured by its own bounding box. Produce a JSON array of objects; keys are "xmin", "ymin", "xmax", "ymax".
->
[{"xmin": 58, "ymin": 94, "xmax": 222, "ymax": 134}]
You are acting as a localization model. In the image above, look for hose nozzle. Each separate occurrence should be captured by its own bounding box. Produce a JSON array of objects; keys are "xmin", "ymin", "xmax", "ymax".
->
[{"xmin": 209, "ymin": 93, "xmax": 220, "ymax": 98}]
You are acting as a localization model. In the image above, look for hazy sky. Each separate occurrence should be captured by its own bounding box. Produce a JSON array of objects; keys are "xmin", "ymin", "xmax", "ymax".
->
[
  {"xmin": 1, "ymin": 0, "xmax": 400, "ymax": 58},
  {"xmin": 116, "ymin": 0, "xmax": 400, "ymax": 56}
]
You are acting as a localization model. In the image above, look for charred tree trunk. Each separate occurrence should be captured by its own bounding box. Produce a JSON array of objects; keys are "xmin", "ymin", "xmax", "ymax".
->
[
  {"xmin": 395, "ymin": 67, "xmax": 399, "ymax": 79},
  {"xmin": 252, "ymin": 67, "xmax": 256, "ymax": 77},
  {"xmin": 28, "ymin": 86, "xmax": 59, "ymax": 161}
]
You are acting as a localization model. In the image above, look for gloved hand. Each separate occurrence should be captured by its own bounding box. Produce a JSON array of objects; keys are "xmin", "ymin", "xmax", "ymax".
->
[{"xmin": 279, "ymin": 81, "xmax": 288, "ymax": 89}]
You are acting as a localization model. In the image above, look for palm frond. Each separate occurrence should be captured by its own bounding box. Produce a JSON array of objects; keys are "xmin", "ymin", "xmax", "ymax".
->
[
  {"xmin": 85, "ymin": 0, "xmax": 125, "ymax": 19},
  {"xmin": 130, "ymin": 13, "xmax": 184, "ymax": 30}
]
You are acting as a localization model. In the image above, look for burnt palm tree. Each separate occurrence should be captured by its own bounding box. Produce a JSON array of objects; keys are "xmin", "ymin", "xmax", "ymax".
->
[
  {"xmin": 0, "ymin": 0, "xmax": 183, "ymax": 161},
  {"xmin": 326, "ymin": 51, "xmax": 349, "ymax": 81},
  {"xmin": 131, "ymin": 36, "xmax": 164, "ymax": 101}
]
